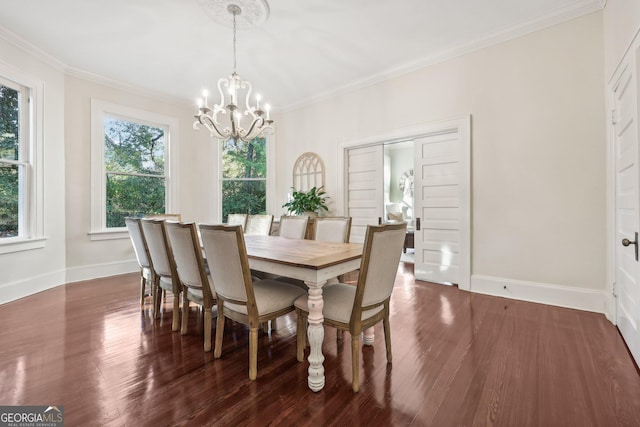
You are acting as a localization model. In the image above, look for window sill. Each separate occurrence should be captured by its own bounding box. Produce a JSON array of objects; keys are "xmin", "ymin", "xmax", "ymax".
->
[
  {"xmin": 0, "ymin": 237, "xmax": 47, "ymax": 254},
  {"xmin": 89, "ymin": 230, "xmax": 129, "ymax": 241}
]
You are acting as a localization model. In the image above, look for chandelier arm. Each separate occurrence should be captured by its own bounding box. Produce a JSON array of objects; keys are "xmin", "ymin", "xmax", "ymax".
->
[
  {"xmin": 243, "ymin": 80, "xmax": 254, "ymax": 115},
  {"xmin": 242, "ymin": 116, "xmax": 265, "ymax": 139},
  {"xmin": 197, "ymin": 114, "xmax": 230, "ymax": 140},
  {"xmin": 215, "ymin": 77, "xmax": 229, "ymax": 112}
]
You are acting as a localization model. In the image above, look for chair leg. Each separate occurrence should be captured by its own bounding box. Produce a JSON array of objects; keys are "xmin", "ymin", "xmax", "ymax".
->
[
  {"xmin": 171, "ymin": 293, "xmax": 180, "ymax": 332},
  {"xmin": 204, "ymin": 307, "xmax": 212, "ymax": 352},
  {"xmin": 181, "ymin": 291, "xmax": 189, "ymax": 335},
  {"xmin": 214, "ymin": 304, "xmax": 225, "ymax": 358},
  {"xmin": 351, "ymin": 334, "xmax": 360, "ymax": 392},
  {"xmin": 296, "ymin": 309, "xmax": 306, "ymax": 362},
  {"xmin": 152, "ymin": 279, "xmax": 160, "ymax": 319},
  {"xmin": 140, "ymin": 275, "xmax": 146, "ymax": 306},
  {"xmin": 383, "ymin": 315, "xmax": 392, "ymax": 363},
  {"xmin": 249, "ymin": 327, "xmax": 259, "ymax": 380}
]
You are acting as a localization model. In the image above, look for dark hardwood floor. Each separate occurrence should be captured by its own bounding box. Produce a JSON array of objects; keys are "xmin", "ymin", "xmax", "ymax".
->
[{"xmin": 1, "ymin": 263, "xmax": 640, "ymax": 426}]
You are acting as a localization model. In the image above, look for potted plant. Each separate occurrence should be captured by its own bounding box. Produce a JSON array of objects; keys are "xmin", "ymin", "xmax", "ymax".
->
[{"xmin": 282, "ymin": 186, "xmax": 329, "ymax": 216}]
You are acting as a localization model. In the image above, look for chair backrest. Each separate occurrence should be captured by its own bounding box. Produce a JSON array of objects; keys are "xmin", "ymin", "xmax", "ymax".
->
[
  {"xmin": 352, "ymin": 223, "xmax": 406, "ymax": 320},
  {"xmin": 313, "ymin": 217, "xmax": 352, "ymax": 243},
  {"xmin": 165, "ymin": 222, "xmax": 215, "ymax": 305},
  {"xmin": 278, "ymin": 215, "xmax": 309, "ymax": 239},
  {"xmin": 140, "ymin": 218, "xmax": 181, "ymax": 293},
  {"xmin": 227, "ymin": 213, "xmax": 248, "ymax": 230},
  {"xmin": 199, "ymin": 224, "xmax": 256, "ymax": 316},
  {"xmin": 245, "ymin": 214, "xmax": 273, "ymax": 236},
  {"xmin": 145, "ymin": 213, "xmax": 182, "ymax": 221},
  {"xmin": 125, "ymin": 217, "xmax": 151, "ymax": 269}
]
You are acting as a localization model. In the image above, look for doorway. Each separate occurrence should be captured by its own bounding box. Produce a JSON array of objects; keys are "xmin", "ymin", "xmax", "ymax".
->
[{"xmin": 343, "ymin": 117, "xmax": 470, "ymax": 290}]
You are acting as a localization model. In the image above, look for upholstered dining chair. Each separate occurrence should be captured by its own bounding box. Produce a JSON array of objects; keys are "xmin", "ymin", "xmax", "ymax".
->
[
  {"xmin": 124, "ymin": 217, "xmax": 154, "ymax": 306},
  {"xmin": 294, "ymin": 222, "xmax": 406, "ymax": 392},
  {"xmin": 199, "ymin": 224, "xmax": 306, "ymax": 380},
  {"xmin": 245, "ymin": 214, "xmax": 273, "ymax": 236},
  {"xmin": 144, "ymin": 213, "xmax": 182, "ymax": 221},
  {"xmin": 165, "ymin": 221, "xmax": 217, "ymax": 351},
  {"xmin": 227, "ymin": 213, "xmax": 248, "ymax": 230},
  {"xmin": 140, "ymin": 218, "xmax": 182, "ymax": 331},
  {"xmin": 313, "ymin": 217, "xmax": 352, "ymax": 243},
  {"xmin": 278, "ymin": 215, "xmax": 309, "ymax": 239},
  {"xmin": 314, "ymin": 216, "xmax": 354, "ymax": 289}
]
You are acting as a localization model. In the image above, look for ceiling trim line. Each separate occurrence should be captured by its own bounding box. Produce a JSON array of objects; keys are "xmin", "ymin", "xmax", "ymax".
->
[
  {"xmin": 0, "ymin": 24, "xmax": 66, "ymax": 72},
  {"xmin": 282, "ymin": 0, "xmax": 604, "ymax": 112}
]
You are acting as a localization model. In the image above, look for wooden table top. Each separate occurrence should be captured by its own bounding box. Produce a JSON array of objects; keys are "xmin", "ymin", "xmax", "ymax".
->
[{"xmin": 244, "ymin": 235, "xmax": 363, "ymax": 270}]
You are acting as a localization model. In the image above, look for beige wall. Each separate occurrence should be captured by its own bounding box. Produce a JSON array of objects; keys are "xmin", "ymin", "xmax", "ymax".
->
[
  {"xmin": 0, "ymin": 35, "xmax": 67, "ymax": 300},
  {"xmin": 604, "ymin": 0, "xmax": 640, "ymax": 79},
  {"xmin": 63, "ymin": 75, "xmax": 215, "ymax": 278},
  {"xmin": 278, "ymin": 12, "xmax": 606, "ymax": 291}
]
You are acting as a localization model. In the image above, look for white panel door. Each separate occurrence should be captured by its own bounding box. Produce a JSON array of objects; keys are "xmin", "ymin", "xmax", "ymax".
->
[
  {"xmin": 346, "ymin": 145, "xmax": 384, "ymax": 243},
  {"xmin": 613, "ymin": 64, "xmax": 640, "ymax": 367},
  {"xmin": 413, "ymin": 129, "xmax": 469, "ymax": 287}
]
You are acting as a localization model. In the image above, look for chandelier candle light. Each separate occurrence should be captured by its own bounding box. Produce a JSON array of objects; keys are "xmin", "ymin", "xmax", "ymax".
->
[{"xmin": 193, "ymin": 1, "xmax": 273, "ymax": 142}]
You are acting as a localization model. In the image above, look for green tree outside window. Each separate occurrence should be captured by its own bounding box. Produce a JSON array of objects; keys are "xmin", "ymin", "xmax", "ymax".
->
[
  {"xmin": 221, "ymin": 137, "xmax": 267, "ymax": 222},
  {"xmin": 104, "ymin": 117, "xmax": 167, "ymax": 227}
]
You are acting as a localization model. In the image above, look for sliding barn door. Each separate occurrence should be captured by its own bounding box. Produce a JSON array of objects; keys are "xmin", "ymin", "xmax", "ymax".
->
[
  {"xmin": 613, "ymin": 63, "xmax": 640, "ymax": 367},
  {"xmin": 346, "ymin": 145, "xmax": 384, "ymax": 243},
  {"xmin": 413, "ymin": 125, "xmax": 470, "ymax": 288}
]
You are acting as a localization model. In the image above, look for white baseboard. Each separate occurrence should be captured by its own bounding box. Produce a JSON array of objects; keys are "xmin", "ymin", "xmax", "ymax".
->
[
  {"xmin": 65, "ymin": 260, "xmax": 139, "ymax": 284},
  {"xmin": 470, "ymin": 274, "xmax": 608, "ymax": 314},
  {"xmin": 0, "ymin": 269, "xmax": 66, "ymax": 305}
]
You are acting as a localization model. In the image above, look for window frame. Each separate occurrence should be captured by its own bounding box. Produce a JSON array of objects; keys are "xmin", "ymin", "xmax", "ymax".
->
[
  {"xmin": 218, "ymin": 134, "xmax": 275, "ymax": 222},
  {"xmin": 90, "ymin": 99, "xmax": 179, "ymax": 240},
  {"xmin": 0, "ymin": 69, "xmax": 45, "ymax": 254}
]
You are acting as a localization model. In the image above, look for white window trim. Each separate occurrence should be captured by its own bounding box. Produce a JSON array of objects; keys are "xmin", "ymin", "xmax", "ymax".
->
[
  {"xmin": 90, "ymin": 99, "xmax": 179, "ymax": 239},
  {"xmin": 0, "ymin": 65, "xmax": 45, "ymax": 254}
]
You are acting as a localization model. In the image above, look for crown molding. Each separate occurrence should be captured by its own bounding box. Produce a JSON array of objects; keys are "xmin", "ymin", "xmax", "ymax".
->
[
  {"xmin": 0, "ymin": 25, "xmax": 66, "ymax": 71},
  {"xmin": 0, "ymin": 23, "xmax": 193, "ymax": 108},
  {"xmin": 64, "ymin": 66, "xmax": 194, "ymax": 108},
  {"xmin": 283, "ymin": 0, "xmax": 604, "ymax": 112}
]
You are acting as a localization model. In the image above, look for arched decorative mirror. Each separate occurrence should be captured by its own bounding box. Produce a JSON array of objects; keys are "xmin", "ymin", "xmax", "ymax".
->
[{"xmin": 293, "ymin": 152, "xmax": 325, "ymax": 191}]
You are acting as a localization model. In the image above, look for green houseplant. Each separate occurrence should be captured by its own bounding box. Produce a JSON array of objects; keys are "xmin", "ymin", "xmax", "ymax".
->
[{"xmin": 282, "ymin": 186, "xmax": 329, "ymax": 216}]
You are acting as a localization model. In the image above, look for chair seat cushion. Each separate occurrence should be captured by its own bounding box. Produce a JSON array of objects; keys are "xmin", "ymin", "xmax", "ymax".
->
[
  {"xmin": 294, "ymin": 283, "xmax": 383, "ymax": 324},
  {"xmin": 224, "ymin": 279, "xmax": 306, "ymax": 316},
  {"xmin": 159, "ymin": 276, "xmax": 174, "ymax": 292},
  {"xmin": 185, "ymin": 276, "xmax": 216, "ymax": 302}
]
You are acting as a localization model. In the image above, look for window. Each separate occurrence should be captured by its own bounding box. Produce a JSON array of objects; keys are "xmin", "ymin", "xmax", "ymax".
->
[
  {"xmin": 221, "ymin": 137, "xmax": 267, "ymax": 222},
  {"xmin": 0, "ymin": 73, "xmax": 43, "ymax": 252},
  {"xmin": 91, "ymin": 100, "xmax": 178, "ymax": 238}
]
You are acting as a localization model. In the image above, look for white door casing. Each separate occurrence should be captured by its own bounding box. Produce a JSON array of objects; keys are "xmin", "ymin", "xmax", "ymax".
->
[{"xmin": 613, "ymin": 62, "xmax": 640, "ymax": 367}]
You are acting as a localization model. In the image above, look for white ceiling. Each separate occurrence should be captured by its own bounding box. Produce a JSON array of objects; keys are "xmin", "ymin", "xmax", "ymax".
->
[{"xmin": 0, "ymin": 0, "xmax": 602, "ymax": 110}]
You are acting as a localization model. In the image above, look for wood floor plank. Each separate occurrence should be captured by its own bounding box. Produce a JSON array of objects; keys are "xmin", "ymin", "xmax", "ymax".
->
[{"xmin": 1, "ymin": 265, "xmax": 640, "ymax": 426}]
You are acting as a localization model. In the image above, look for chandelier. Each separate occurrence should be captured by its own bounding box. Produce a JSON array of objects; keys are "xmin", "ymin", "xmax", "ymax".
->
[{"xmin": 193, "ymin": 1, "xmax": 274, "ymax": 142}]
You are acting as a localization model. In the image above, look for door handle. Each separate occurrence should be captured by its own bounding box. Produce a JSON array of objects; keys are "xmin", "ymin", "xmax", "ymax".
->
[
  {"xmin": 415, "ymin": 217, "xmax": 420, "ymax": 231},
  {"xmin": 378, "ymin": 217, "xmax": 382, "ymax": 225},
  {"xmin": 622, "ymin": 232, "xmax": 638, "ymax": 261}
]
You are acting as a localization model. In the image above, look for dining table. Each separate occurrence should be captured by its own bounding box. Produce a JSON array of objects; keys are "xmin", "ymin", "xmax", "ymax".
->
[{"xmin": 243, "ymin": 234, "xmax": 363, "ymax": 392}]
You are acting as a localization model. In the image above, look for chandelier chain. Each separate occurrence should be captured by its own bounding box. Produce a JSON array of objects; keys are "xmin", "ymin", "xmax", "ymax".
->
[{"xmin": 232, "ymin": 10, "xmax": 237, "ymax": 73}]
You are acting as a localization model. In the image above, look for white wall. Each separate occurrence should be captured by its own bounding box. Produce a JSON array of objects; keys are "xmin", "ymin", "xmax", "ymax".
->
[
  {"xmin": 278, "ymin": 13, "xmax": 606, "ymax": 307},
  {"xmin": 0, "ymin": 33, "xmax": 67, "ymax": 302}
]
